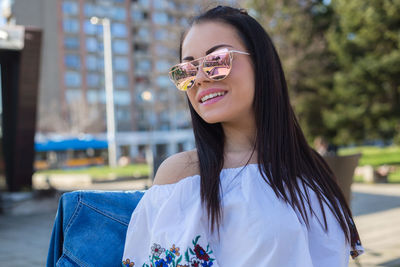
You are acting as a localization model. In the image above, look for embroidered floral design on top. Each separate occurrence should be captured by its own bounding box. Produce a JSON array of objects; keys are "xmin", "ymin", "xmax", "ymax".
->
[
  {"xmin": 349, "ymin": 218, "xmax": 364, "ymax": 259},
  {"xmin": 122, "ymin": 235, "xmax": 215, "ymax": 267},
  {"xmin": 151, "ymin": 244, "xmax": 166, "ymax": 258},
  {"xmin": 122, "ymin": 258, "xmax": 135, "ymax": 267},
  {"xmin": 350, "ymin": 239, "xmax": 364, "ymax": 259},
  {"xmin": 170, "ymin": 244, "xmax": 180, "ymax": 256}
]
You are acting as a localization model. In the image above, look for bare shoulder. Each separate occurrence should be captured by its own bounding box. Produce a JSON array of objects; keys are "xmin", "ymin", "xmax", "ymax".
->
[{"xmin": 152, "ymin": 150, "xmax": 199, "ymax": 185}]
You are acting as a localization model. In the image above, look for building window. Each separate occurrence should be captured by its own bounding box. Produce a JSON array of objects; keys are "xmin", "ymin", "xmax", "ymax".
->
[
  {"xmin": 114, "ymin": 57, "xmax": 130, "ymax": 71},
  {"xmin": 155, "ymin": 44, "xmax": 168, "ymax": 55},
  {"xmin": 131, "ymin": 10, "xmax": 148, "ymax": 22},
  {"xmin": 96, "ymin": 5, "xmax": 107, "ymax": 17},
  {"xmin": 86, "ymin": 55, "xmax": 98, "ymax": 71},
  {"xmin": 87, "ymin": 89, "xmax": 99, "ymax": 104},
  {"xmin": 138, "ymin": 0, "xmax": 150, "ymax": 8},
  {"xmin": 134, "ymin": 43, "xmax": 148, "ymax": 53},
  {"xmin": 136, "ymin": 27, "xmax": 150, "ymax": 40},
  {"xmin": 154, "ymin": 44, "xmax": 178, "ymax": 57},
  {"xmin": 87, "ymin": 73, "xmax": 100, "ymax": 87},
  {"xmin": 97, "ymin": 57, "xmax": 104, "ymax": 70},
  {"xmin": 83, "ymin": 4, "xmax": 126, "ymax": 21},
  {"xmin": 64, "ymin": 54, "xmax": 81, "ymax": 69},
  {"xmin": 135, "ymin": 76, "xmax": 150, "ymax": 84},
  {"xmin": 135, "ymin": 59, "xmax": 151, "ymax": 72},
  {"xmin": 153, "ymin": 12, "xmax": 168, "ymax": 25},
  {"xmin": 156, "ymin": 76, "xmax": 170, "ymax": 87},
  {"xmin": 87, "ymin": 58, "xmax": 105, "ymax": 71},
  {"xmin": 64, "ymin": 37, "xmax": 80, "ymax": 49},
  {"xmin": 86, "ymin": 37, "xmax": 98, "ymax": 52},
  {"xmin": 111, "ymin": 7, "xmax": 126, "ymax": 20},
  {"xmin": 115, "ymin": 74, "xmax": 129, "ymax": 88},
  {"xmin": 62, "ymin": 1, "xmax": 79, "ymax": 15},
  {"xmin": 153, "ymin": 0, "xmax": 168, "ymax": 9},
  {"xmin": 63, "ymin": 19, "xmax": 79, "ymax": 33},
  {"xmin": 167, "ymin": 1, "xmax": 176, "ymax": 9},
  {"xmin": 131, "ymin": 10, "xmax": 142, "ymax": 22},
  {"xmin": 112, "ymin": 40, "xmax": 129, "ymax": 54},
  {"xmin": 114, "ymin": 91, "xmax": 131, "ymax": 106},
  {"xmin": 156, "ymin": 60, "xmax": 169, "ymax": 72},
  {"xmin": 84, "ymin": 20, "xmax": 98, "ymax": 35},
  {"xmin": 111, "ymin": 23, "xmax": 127, "ymax": 37},
  {"xmin": 65, "ymin": 71, "xmax": 81, "ymax": 87},
  {"xmin": 83, "ymin": 3, "xmax": 95, "ymax": 17},
  {"xmin": 154, "ymin": 28, "xmax": 168, "ymax": 41},
  {"xmin": 116, "ymin": 107, "xmax": 132, "ymax": 131}
]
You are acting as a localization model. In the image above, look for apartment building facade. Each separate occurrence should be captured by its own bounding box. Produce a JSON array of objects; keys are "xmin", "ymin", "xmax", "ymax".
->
[{"xmin": 11, "ymin": 0, "xmax": 209, "ymax": 159}]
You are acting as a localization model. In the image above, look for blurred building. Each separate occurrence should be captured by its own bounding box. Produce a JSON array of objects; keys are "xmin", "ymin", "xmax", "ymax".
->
[
  {"xmin": 10, "ymin": 0, "xmax": 206, "ymax": 161},
  {"xmin": 0, "ymin": 24, "xmax": 42, "ymax": 191}
]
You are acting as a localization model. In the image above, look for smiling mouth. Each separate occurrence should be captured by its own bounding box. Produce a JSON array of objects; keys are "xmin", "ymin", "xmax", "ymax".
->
[{"xmin": 200, "ymin": 91, "xmax": 226, "ymax": 103}]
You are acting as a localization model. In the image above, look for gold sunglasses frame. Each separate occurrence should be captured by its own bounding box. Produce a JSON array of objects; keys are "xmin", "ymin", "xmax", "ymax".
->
[{"xmin": 168, "ymin": 49, "xmax": 250, "ymax": 91}]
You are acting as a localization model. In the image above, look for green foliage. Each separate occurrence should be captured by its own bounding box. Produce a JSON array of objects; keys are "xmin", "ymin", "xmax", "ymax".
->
[
  {"xmin": 36, "ymin": 164, "xmax": 150, "ymax": 180},
  {"xmin": 246, "ymin": 0, "xmax": 400, "ymax": 145},
  {"xmin": 246, "ymin": 0, "xmax": 340, "ymax": 143},
  {"xmin": 339, "ymin": 146, "xmax": 400, "ymax": 166},
  {"xmin": 339, "ymin": 145, "xmax": 400, "ymax": 183},
  {"xmin": 327, "ymin": 0, "xmax": 400, "ymax": 145},
  {"xmin": 389, "ymin": 170, "xmax": 400, "ymax": 183}
]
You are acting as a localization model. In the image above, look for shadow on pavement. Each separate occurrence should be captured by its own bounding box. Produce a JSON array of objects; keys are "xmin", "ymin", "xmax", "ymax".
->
[
  {"xmin": 352, "ymin": 192, "xmax": 400, "ymax": 216},
  {"xmin": 378, "ymin": 257, "xmax": 400, "ymax": 267}
]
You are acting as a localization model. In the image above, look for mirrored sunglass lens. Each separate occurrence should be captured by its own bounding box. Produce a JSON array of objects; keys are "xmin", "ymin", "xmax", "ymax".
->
[
  {"xmin": 170, "ymin": 63, "xmax": 198, "ymax": 91},
  {"xmin": 203, "ymin": 51, "xmax": 231, "ymax": 80}
]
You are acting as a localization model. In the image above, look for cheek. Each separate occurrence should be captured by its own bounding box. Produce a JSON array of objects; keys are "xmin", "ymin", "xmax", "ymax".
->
[
  {"xmin": 232, "ymin": 56, "xmax": 254, "ymax": 81},
  {"xmin": 231, "ymin": 63, "xmax": 255, "ymax": 99},
  {"xmin": 186, "ymin": 90, "xmax": 198, "ymax": 109}
]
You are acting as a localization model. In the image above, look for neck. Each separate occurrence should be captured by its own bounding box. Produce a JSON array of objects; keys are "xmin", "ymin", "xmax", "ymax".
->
[{"xmin": 221, "ymin": 117, "xmax": 257, "ymax": 167}]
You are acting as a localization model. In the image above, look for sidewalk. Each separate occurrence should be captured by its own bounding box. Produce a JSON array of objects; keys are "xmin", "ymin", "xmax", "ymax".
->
[
  {"xmin": 0, "ymin": 178, "xmax": 151, "ymax": 267},
  {"xmin": 349, "ymin": 184, "xmax": 400, "ymax": 267},
  {"xmin": 0, "ymin": 181, "xmax": 399, "ymax": 266}
]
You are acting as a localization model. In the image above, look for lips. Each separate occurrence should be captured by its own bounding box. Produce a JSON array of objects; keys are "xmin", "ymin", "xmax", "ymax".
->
[{"xmin": 197, "ymin": 88, "xmax": 228, "ymax": 103}]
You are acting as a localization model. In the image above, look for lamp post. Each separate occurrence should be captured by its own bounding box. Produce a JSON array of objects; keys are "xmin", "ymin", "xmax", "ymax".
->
[
  {"xmin": 90, "ymin": 16, "xmax": 117, "ymax": 167},
  {"xmin": 141, "ymin": 90, "xmax": 154, "ymax": 184}
]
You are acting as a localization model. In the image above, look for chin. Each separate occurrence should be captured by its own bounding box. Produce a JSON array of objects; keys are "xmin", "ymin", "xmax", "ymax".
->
[
  {"xmin": 203, "ymin": 118, "xmax": 221, "ymax": 124},
  {"xmin": 195, "ymin": 107, "xmax": 234, "ymax": 124},
  {"xmin": 199, "ymin": 114, "xmax": 226, "ymax": 124}
]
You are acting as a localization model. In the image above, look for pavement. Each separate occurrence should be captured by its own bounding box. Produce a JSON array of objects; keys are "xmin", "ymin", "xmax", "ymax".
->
[
  {"xmin": 349, "ymin": 184, "xmax": 400, "ymax": 267},
  {"xmin": 0, "ymin": 180, "xmax": 399, "ymax": 267}
]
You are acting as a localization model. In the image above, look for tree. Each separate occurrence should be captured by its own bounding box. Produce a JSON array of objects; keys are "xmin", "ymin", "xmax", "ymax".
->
[
  {"xmin": 247, "ymin": 0, "xmax": 400, "ymax": 145},
  {"xmin": 326, "ymin": 0, "xmax": 400, "ymax": 145},
  {"xmin": 68, "ymin": 97, "xmax": 106, "ymax": 134},
  {"xmin": 246, "ymin": 0, "xmax": 339, "ymax": 144}
]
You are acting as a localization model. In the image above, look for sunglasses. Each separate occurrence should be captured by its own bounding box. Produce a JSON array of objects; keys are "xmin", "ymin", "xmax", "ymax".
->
[{"xmin": 168, "ymin": 48, "xmax": 250, "ymax": 91}]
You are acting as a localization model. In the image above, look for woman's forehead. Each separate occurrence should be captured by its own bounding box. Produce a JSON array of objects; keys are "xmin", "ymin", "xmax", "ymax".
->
[{"xmin": 181, "ymin": 21, "xmax": 243, "ymax": 58}]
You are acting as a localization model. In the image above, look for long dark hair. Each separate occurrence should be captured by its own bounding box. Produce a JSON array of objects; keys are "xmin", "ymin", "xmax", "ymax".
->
[{"xmin": 180, "ymin": 5, "xmax": 361, "ymax": 252}]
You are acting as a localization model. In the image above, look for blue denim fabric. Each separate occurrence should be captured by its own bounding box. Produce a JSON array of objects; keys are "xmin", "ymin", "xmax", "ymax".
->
[{"xmin": 46, "ymin": 190, "xmax": 145, "ymax": 267}]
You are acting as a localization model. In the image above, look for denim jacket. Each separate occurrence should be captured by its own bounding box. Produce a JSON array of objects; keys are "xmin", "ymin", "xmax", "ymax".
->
[{"xmin": 47, "ymin": 190, "xmax": 145, "ymax": 267}]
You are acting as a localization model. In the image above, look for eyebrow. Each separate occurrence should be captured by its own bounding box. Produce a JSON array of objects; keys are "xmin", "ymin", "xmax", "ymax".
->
[{"xmin": 182, "ymin": 44, "xmax": 233, "ymax": 61}]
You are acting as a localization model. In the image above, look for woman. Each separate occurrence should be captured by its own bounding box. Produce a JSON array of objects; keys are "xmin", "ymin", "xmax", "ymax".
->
[{"xmin": 123, "ymin": 5, "xmax": 363, "ymax": 266}]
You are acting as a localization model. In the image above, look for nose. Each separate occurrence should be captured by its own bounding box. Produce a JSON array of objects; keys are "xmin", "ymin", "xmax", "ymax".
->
[{"xmin": 194, "ymin": 66, "xmax": 212, "ymax": 88}]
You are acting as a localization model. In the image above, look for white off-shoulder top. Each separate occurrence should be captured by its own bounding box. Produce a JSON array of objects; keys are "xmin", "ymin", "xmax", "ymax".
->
[{"xmin": 122, "ymin": 164, "xmax": 363, "ymax": 267}]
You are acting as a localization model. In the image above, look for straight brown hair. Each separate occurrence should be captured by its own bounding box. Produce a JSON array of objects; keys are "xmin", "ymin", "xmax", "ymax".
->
[{"xmin": 180, "ymin": 5, "xmax": 361, "ymax": 255}]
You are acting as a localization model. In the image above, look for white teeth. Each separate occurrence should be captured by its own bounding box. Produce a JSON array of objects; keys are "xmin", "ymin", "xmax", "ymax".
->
[{"xmin": 201, "ymin": 92, "xmax": 226, "ymax": 103}]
